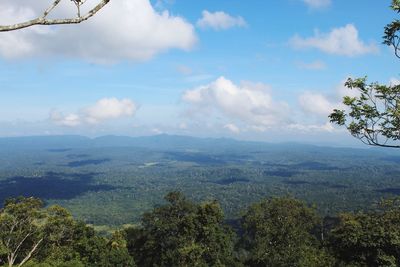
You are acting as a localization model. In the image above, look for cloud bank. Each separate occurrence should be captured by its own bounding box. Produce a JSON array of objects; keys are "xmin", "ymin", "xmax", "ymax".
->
[
  {"xmin": 0, "ymin": 0, "xmax": 197, "ymax": 63},
  {"xmin": 182, "ymin": 76, "xmax": 290, "ymax": 128},
  {"xmin": 50, "ymin": 98, "xmax": 137, "ymax": 127},
  {"xmin": 181, "ymin": 77, "xmax": 358, "ymax": 134}
]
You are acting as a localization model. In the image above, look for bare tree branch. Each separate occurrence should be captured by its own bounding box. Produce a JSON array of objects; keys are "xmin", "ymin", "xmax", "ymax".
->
[
  {"xmin": 0, "ymin": 0, "xmax": 110, "ymax": 32},
  {"xmin": 43, "ymin": 0, "xmax": 62, "ymax": 18},
  {"xmin": 18, "ymin": 238, "xmax": 43, "ymax": 267}
]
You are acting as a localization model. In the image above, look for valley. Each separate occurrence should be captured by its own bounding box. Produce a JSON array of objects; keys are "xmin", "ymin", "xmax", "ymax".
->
[{"xmin": 1, "ymin": 135, "xmax": 399, "ymax": 226}]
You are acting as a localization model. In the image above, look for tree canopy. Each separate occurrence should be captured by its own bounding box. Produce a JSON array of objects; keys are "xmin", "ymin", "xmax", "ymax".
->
[
  {"xmin": 126, "ymin": 192, "xmax": 236, "ymax": 267},
  {"xmin": 329, "ymin": 198, "xmax": 400, "ymax": 266},
  {"xmin": 2, "ymin": 193, "xmax": 400, "ymax": 266},
  {"xmin": 0, "ymin": 197, "xmax": 134, "ymax": 267},
  {"xmin": 240, "ymin": 197, "xmax": 333, "ymax": 267}
]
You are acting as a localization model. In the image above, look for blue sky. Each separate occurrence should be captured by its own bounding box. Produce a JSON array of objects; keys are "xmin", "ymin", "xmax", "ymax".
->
[{"xmin": 0, "ymin": 0, "xmax": 397, "ymax": 146}]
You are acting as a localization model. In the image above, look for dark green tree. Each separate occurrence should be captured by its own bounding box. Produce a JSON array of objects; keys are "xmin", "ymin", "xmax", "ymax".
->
[
  {"xmin": 0, "ymin": 197, "xmax": 135, "ymax": 267},
  {"xmin": 69, "ymin": 225, "xmax": 135, "ymax": 267},
  {"xmin": 126, "ymin": 192, "xmax": 235, "ymax": 267},
  {"xmin": 328, "ymin": 198, "xmax": 400, "ymax": 266},
  {"xmin": 330, "ymin": 0, "xmax": 400, "ymax": 148},
  {"xmin": 240, "ymin": 197, "xmax": 334, "ymax": 267}
]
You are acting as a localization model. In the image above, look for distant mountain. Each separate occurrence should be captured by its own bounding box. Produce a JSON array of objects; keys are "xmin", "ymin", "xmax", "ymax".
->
[
  {"xmin": 0, "ymin": 134, "xmax": 389, "ymax": 155},
  {"xmin": 92, "ymin": 134, "xmax": 277, "ymax": 151},
  {"xmin": 0, "ymin": 135, "xmax": 91, "ymax": 150},
  {"xmin": 0, "ymin": 134, "xmax": 272, "ymax": 152}
]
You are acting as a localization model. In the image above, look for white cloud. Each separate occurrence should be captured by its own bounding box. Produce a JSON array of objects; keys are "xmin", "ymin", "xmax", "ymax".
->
[
  {"xmin": 85, "ymin": 98, "xmax": 137, "ymax": 124},
  {"xmin": 151, "ymin": 128, "xmax": 164, "ymax": 134},
  {"xmin": 0, "ymin": 0, "xmax": 197, "ymax": 63},
  {"xmin": 224, "ymin": 123, "xmax": 240, "ymax": 133},
  {"xmin": 182, "ymin": 76, "xmax": 290, "ymax": 128},
  {"xmin": 302, "ymin": 0, "xmax": 331, "ymax": 9},
  {"xmin": 290, "ymin": 24, "xmax": 378, "ymax": 57},
  {"xmin": 297, "ymin": 77, "xmax": 400, "ymax": 121},
  {"xmin": 289, "ymin": 122, "xmax": 335, "ymax": 132},
  {"xmin": 296, "ymin": 60, "xmax": 326, "ymax": 70},
  {"xmin": 154, "ymin": 0, "xmax": 175, "ymax": 10},
  {"xmin": 50, "ymin": 98, "xmax": 137, "ymax": 127},
  {"xmin": 197, "ymin": 10, "xmax": 246, "ymax": 30},
  {"xmin": 298, "ymin": 92, "xmax": 337, "ymax": 117},
  {"xmin": 182, "ymin": 77, "xmax": 343, "ymax": 134},
  {"xmin": 50, "ymin": 111, "xmax": 81, "ymax": 127},
  {"xmin": 298, "ymin": 78, "xmax": 361, "ymax": 119}
]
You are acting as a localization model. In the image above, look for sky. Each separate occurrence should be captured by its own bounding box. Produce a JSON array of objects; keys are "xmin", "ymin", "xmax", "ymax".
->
[{"xmin": 0, "ymin": 0, "xmax": 398, "ymax": 146}]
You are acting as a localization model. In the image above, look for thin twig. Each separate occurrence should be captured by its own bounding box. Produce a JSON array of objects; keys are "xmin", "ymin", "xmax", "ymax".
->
[{"xmin": 0, "ymin": 0, "xmax": 110, "ymax": 32}]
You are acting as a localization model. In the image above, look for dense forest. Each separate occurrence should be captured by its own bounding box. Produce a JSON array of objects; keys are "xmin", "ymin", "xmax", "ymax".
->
[
  {"xmin": 2, "ymin": 192, "xmax": 400, "ymax": 266},
  {"xmin": 1, "ymin": 135, "xmax": 400, "ymax": 228}
]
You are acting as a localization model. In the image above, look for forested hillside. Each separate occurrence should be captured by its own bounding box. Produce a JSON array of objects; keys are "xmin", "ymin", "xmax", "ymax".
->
[{"xmin": 2, "ymin": 193, "xmax": 400, "ymax": 266}]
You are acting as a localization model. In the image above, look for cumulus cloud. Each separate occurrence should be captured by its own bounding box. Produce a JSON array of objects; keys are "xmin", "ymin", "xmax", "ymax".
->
[
  {"xmin": 182, "ymin": 76, "xmax": 290, "ymax": 128},
  {"xmin": 84, "ymin": 98, "xmax": 136, "ymax": 124},
  {"xmin": 0, "ymin": 0, "xmax": 197, "ymax": 63},
  {"xmin": 50, "ymin": 98, "xmax": 137, "ymax": 127},
  {"xmin": 302, "ymin": 0, "xmax": 331, "ymax": 9},
  {"xmin": 181, "ymin": 77, "xmax": 343, "ymax": 134},
  {"xmin": 290, "ymin": 24, "xmax": 378, "ymax": 57},
  {"xmin": 197, "ymin": 10, "xmax": 246, "ymax": 30}
]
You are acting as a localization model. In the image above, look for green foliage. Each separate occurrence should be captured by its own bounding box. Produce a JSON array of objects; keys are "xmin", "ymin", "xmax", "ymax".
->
[
  {"xmin": 328, "ymin": 198, "xmax": 400, "ymax": 267},
  {"xmin": 68, "ymin": 226, "xmax": 135, "ymax": 267},
  {"xmin": 330, "ymin": 77, "xmax": 400, "ymax": 148},
  {"xmin": 4, "ymin": 194, "xmax": 400, "ymax": 267},
  {"xmin": 0, "ymin": 197, "xmax": 135, "ymax": 267},
  {"xmin": 24, "ymin": 258, "xmax": 85, "ymax": 267},
  {"xmin": 240, "ymin": 197, "xmax": 333, "ymax": 267},
  {"xmin": 0, "ymin": 197, "xmax": 45, "ymax": 266},
  {"xmin": 126, "ymin": 191, "xmax": 235, "ymax": 267},
  {"xmin": 384, "ymin": 0, "xmax": 400, "ymax": 58}
]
